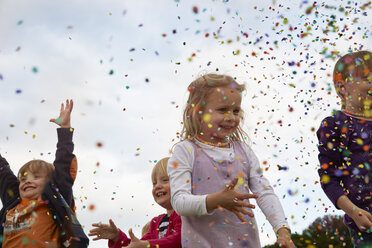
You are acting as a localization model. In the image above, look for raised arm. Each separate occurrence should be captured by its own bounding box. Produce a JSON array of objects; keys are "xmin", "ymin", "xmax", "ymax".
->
[
  {"xmin": 49, "ymin": 99, "xmax": 77, "ymax": 205},
  {"xmin": 0, "ymin": 154, "xmax": 19, "ymax": 205}
]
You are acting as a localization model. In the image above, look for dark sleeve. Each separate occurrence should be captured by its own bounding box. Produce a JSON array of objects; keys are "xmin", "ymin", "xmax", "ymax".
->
[
  {"xmin": 317, "ymin": 114, "xmax": 347, "ymax": 208},
  {"xmin": 51, "ymin": 128, "xmax": 77, "ymax": 205},
  {"xmin": 0, "ymin": 154, "xmax": 19, "ymax": 205},
  {"xmin": 147, "ymin": 212, "xmax": 182, "ymax": 248}
]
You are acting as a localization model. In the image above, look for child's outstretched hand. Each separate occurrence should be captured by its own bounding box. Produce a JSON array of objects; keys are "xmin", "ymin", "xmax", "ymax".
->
[
  {"xmin": 350, "ymin": 207, "xmax": 372, "ymax": 232},
  {"xmin": 276, "ymin": 228, "xmax": 294, "ymax": 248},
  {"xmin": 50, "ymin": 99, "xmax": 73, "ymax": 128},
  {"xmin": 89, "ymin": 219, "xmax": 119, "ymax": 242},
  {"xmin": 206, "ymin": 177, "xmax": 258, "ymax": 223},
  {"xmin": 126, "ymin": 228, "xmax": 150, "ymax": 248}
]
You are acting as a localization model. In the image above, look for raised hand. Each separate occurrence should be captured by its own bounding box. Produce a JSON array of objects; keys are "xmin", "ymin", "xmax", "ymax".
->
[
  {"xmin": 206, "ymin": 177, "xmax": 258, "ymax": 223},
  {"xmin": 276, "ymin": 228, "xmax": 294, "ymax": 248},
  {"xmin": 127, "ymin": 228, "xmax": 150, "ymax": 248},
  {"xmin": 88, "ymin": 219, "xmax": 119, "ymax": 242},
  {"xmin": 50, "ymin": 99, "xmax": 73, "ymax": 128}
]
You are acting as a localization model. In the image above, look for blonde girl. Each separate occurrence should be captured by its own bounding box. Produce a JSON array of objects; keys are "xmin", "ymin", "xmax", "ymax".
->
[{"xmin": 168, "ymin": 74, "xmax": 293, "ymax": 248}]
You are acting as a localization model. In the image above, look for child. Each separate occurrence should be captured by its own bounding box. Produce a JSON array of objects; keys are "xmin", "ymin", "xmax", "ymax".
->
[
  {"xmin": 168, "ymin": 73, "xmax": 293, "ymax": 248},
  {"xmin": 0, "ymin": 99, "xmax": 89, "ymax": 248},
  {"xmin": 89, "ymin": 157, "xmax": 181, "ymax": 248},
  {"xmin": 317, "ymin": 50, "xmax": 372, "ymax": 247}
]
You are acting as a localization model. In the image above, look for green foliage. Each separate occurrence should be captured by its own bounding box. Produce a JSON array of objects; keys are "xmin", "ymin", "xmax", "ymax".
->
[{"xmin": 263, "ymin": 215, "xmax": 352, "ymax": 248}]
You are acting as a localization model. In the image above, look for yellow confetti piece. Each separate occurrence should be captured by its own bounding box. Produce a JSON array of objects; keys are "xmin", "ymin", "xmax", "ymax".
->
[
  {"xmin": 203, "ymin": 113, "xmax": 211, "ymax": 122},
  {"xmin": 207, "ymin": 123, "xmax": 213, "ymax": 128},
  {"xmin": 321, "ymin": 175, "xmax": 330, "ymax": 184},
  {"xmin": 327, "ymin": 142, "xmax": 334, "ymax": 149}
]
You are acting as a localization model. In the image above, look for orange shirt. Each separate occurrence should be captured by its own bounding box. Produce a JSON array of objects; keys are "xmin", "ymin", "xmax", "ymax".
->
[{"xmin": 3, "ymin": 197, "xmax": 60, "ymax": 248}]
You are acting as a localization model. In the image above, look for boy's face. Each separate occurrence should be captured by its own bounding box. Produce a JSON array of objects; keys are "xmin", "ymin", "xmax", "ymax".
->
[
  {"xmin": 343, "ymin": 74, "xmax": 372, "ymax": 111},
  {"xmin": 19, "ymin": 170, "xmax": 49, "ymax": 200},
  {"xmin": 152, "ymin": 172, "xmax": 172, "ymax": 210}
]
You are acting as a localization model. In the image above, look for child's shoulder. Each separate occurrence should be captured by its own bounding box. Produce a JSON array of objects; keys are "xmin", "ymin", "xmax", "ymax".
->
[
  {"xmin": 319, "ymin": 110, "xmax": 349, "ymax": 128},
  {"xmin": 172, "ymin": 139, "xmax": 195, "ymax": 152}
]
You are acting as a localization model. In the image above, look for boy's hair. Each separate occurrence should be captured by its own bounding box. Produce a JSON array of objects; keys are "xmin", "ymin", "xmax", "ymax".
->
[
  {"xmin": 181, "ymin": 73, "xmax": 248, "ymax": 142},
  {"xmin": 333, "ymin": 50, "xmax": 372, "ymax": 109},
  {"xmin": 18, "ymin": 159, "xmax": 55, "ymax": 180},
  {"xmin": 151, "ymin": 157, "xmax": 169, "ymax": 184}
]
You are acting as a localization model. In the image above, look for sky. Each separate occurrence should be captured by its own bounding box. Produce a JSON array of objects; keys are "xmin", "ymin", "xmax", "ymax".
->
[{"xmin": 0, "ymin": 0, "xmax": 371, "ymax": 247}]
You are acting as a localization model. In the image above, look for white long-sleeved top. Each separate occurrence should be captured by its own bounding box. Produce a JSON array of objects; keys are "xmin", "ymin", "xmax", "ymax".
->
[{"xmin": 167, "ymin": 139, "xmax": 289, "ymax": 232}]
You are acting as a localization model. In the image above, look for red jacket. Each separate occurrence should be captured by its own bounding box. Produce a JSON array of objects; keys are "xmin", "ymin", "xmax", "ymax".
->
[{"xmin": 108, "ymin": 211, "xmax": 181, "ymax": 248}]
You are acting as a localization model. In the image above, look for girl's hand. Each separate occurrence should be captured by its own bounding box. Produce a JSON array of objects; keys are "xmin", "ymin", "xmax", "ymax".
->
[
  {"xmin": 127, "ymin": 228, "xmax": 150, "ymax": 248},
  {"xmin": 206, "ymin": 177, "xmax": 258, "ymax": 223},
  {"xmin": 349, "ymin": 207, "xmax": 372, "ymax": 232},
  {"xmin": 276, "ymin": 228, "xmax": 294, "ymax": 248},
  {"xmin": 89, "ymin": 219, "xmax": 119, "ymax": 242},
  {"xmin": 50, "ymin": 99, "xmax": 73, "ymax": 128}
]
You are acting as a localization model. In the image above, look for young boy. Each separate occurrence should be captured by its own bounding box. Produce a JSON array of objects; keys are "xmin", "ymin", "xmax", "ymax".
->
[
  {"xmin": 0, "ymin": 100, "xmax": 89, "ymax": 248},
  {"xmin": 88, "ymin": 157, "xmax": 181, "ymax": 248},
  {"xmin": 317, "ymin": 51, "xmax": 372, "ymax": 247}
]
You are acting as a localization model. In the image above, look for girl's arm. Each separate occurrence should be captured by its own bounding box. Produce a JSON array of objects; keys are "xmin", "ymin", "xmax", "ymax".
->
[
  {"xmin": 243, "ymin": 144, "xmax": 290, "ymax": 231},
  {"xmin": 168, "ymin": 141, "xmax": 257, "ymax": 222},
  {"xmin": 167, "ymin": 141, "xmax": 209, "ymax": 216},
  {"xmin": 243, "ymin": 144, "xmax": 293, "ymax": 247}
]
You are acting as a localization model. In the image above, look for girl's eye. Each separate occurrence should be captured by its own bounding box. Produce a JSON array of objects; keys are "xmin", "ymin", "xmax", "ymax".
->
[
  {"xmin": 233, "ymin": 109, "xmax": 240, "ymax": 114},
  {"xmin": 217, "ymin": 108, "xmax": 227, "ymax": 112}
]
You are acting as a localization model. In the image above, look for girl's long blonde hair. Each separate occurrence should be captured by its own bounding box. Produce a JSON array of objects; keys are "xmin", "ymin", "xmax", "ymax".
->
[{"xmin": 181, "ymin": 73, "xmax": 249, "ymax": 143}]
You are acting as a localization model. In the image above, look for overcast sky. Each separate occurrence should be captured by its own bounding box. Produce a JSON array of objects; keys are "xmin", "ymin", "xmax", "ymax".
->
[{"xmin": 0, "ymin": 0, "xmax": 371, "ymax": 247}]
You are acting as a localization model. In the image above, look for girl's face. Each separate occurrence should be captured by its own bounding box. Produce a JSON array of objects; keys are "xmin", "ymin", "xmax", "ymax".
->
[
  {"xmin": 152, "ymin": 172, "xmax": 172, "ymax": 211},
  {"xmin": 199, "ymin": 87, "xmax": 242, "ymax": 144}
]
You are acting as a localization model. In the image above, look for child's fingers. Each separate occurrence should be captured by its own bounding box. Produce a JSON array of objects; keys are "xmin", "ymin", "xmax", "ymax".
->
[
  {"xmin": 233, "ymin": 211, "xmax": 246, "ymax": 223},
  {"xmin": 92, "ymin": 236, "xmax": 103, "ymax": 241},
  {"xmin": 235, "ymin": 200, "xmax": 255, "ymax": 209},
  {"xmin": 49, "ymin": 118, "xmax": 56, "ymax": 123},
  {"xmin": 128, "ymin": 228, "xmax": 139, "ymax": 241},
  {"xmin": 237, "ymin": 193, "xmax": 258, "ymax": 200},
  {"xmin": 69, "ymin": 99, "xmax": 74, "ymax": 111},
  {"xmin": 109, "ymin": 219, "xmax": 117, "ymax": 229},
  {"xmin": 91, "ymin": 222, "xmax": 106, "ymax": 227},
  {"xmin": 60, "ymin": 103, "xmax": 64, "ymax": 112},
  {"xmin": 227, "ymin": 177, "xmax": 238, "ymax": 189},
  {"xmin": 237, "ymin": 207, "xmax": 254, "ymax": 218}
]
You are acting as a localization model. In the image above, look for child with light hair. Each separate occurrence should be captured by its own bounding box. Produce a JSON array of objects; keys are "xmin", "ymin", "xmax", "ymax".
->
[
  {"xmin": 168, "ymin": 73, "xmax": 293, "ymax": 248},
  {"xmin": 0, "ymin": 99, "xmax": 89, "ymax": 248},
  {"xmin": 89, "ymin": 157, "xmax": 181, "ymax": 248}
]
